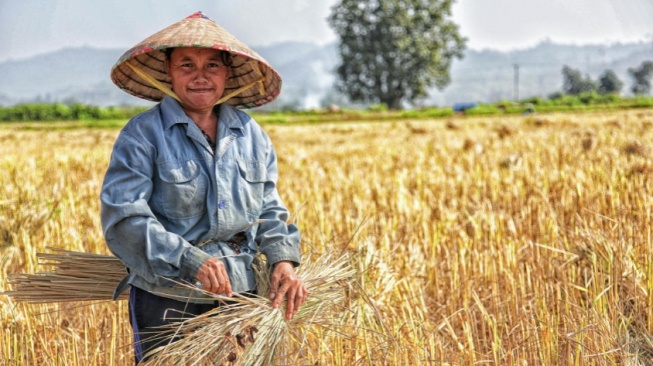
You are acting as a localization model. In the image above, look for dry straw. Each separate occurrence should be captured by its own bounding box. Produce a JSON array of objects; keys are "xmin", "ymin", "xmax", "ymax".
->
[
  {"xmin": 4, "ymin": 248, "xmax": 129, "ymax": 302},
  {"xmin": 143, "ymin": 253, "xmax": 356, "ymax": 365},
  {"xmin": 4, "ymin": 248, "xmax": 358, "ymax": 365}
]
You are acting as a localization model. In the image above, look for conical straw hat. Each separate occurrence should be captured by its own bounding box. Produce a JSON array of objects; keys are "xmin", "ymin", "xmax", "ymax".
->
[{"xmin": 110, "ymin": 12, "xmax": 282, "ymax": 109}]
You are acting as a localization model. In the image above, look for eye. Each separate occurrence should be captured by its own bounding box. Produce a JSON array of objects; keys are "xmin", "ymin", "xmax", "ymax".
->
[{"xmin": 208, "ymin": 62, "xmax": 224, "ymax": 69}]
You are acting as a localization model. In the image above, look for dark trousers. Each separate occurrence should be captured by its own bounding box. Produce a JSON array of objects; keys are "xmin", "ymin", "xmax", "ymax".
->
[{"xmin": 128, "ymin": 286, "xmax": 220, "ymax": 365}]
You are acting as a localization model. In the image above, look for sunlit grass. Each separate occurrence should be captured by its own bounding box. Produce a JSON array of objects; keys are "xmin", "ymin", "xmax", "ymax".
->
[{"xmin": 2, "ymin": 109, "xmax": 653, "ymax": 364}]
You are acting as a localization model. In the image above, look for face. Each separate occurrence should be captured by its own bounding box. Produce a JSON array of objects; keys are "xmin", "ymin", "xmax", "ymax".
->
[{"xmin": 165, "ymin": 47, "xmax": 229, "ymax": 113}]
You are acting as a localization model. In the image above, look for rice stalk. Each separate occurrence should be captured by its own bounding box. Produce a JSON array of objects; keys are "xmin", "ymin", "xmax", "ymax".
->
[
  {"xmin": 144, "ymin": 252, "xmax": 357, "ymax": 366},
  {"xmin": 3, "ymin": 248, "xmax": 127, "ymax": 302},
  {"xmin": 4, "ymin": 248, "xmax": 373, "ymax": 365}
]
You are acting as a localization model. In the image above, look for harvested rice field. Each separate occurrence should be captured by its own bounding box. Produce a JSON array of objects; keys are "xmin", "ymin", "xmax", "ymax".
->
[{"xmin": 1, "ymin": 109, "xmax": 653, "ymax": 365}]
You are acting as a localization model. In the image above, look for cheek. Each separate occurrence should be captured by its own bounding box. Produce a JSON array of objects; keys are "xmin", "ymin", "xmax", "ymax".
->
[
  {"xmin": 169, "ymin": 74, "xmax": 191, "ymax": 90},
  {"xmin": 169, "ymin": 78, "xmax": 181, "ymax": 92},
  {"xmin": 211, "ymin": 74, "xmax": 228, "ymax": 88}
]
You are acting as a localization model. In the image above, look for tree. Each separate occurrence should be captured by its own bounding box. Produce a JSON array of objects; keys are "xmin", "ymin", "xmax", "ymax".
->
[
  {"xmin": 562, "ymin": 66, "xmax": 597, "ymax": 95},
  {"xmin": 597, "ymin": 69, "xmax": 623, "ymax": 95},
  {"xmin": 628, "ymin": 61, "xmax": 653, "ymax": 95},
  {"xmin": 328, "ymin": 0, "xmax": 466, "ymax": 110}
]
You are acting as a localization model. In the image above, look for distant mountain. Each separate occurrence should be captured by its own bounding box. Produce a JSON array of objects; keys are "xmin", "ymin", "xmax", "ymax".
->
[
  {"xmin": 0, "ymin": 47, "xmax": 143, "ymax": 106},
  {"xmin": 254, "ymin": 42, "xmax": 339, "ymax": 110},
  {"xmin": 431, "ymin": 40, "xmax": 653, "ymax": 106},
  {"xmin": 1, "ymin": 40, "xmax": 652, "ymax": 109}
]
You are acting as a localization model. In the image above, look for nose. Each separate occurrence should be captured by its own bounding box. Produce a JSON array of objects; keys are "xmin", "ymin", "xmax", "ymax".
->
[{"xmin": 193, "ymin": 69, "xmax": 209, "ymax": 84}]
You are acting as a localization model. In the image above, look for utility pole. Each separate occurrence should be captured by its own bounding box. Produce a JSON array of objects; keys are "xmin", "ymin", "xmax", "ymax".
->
[{"xmin": 513, "ymin": 64, "xmax": 520, "ymax": 101}]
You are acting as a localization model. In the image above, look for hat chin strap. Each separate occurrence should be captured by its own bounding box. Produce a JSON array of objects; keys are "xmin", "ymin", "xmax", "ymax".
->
[{"xmin": 126, "ymin": 59, "xmax": 266, "ymax": 106}]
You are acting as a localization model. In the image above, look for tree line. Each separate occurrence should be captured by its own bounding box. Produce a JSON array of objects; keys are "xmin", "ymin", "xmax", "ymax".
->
[
  {"xmin": 558, "ymin": 61, "xmax": 653, "ymax": 97},
  {"xmin": 0, "ymin": 103, "xmax": 148, "ymax": 122}
]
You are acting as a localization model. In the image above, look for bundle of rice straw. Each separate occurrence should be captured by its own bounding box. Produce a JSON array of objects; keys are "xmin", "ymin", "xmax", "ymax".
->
[
  {"xmin": 4, "ymin": 248, "xmax": 129, "ymax": 302},
  {"xmin": 143, "ymin": 253, "xmax": 355, "ymax": 365},
  {"xmin": 4, "ymin": 248, "xmax": 357, "ymax": 365}
]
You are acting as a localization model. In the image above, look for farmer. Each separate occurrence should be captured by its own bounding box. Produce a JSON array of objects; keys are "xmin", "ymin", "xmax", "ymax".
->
[{"xmin": 100, "ymin": 12, "xmax": 306, "ymax": 363}]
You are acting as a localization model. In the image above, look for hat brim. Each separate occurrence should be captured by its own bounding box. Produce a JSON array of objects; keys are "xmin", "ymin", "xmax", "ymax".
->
[{"xmin": 110, "ymin": 13, "xmax": 282, "ymax": 109}]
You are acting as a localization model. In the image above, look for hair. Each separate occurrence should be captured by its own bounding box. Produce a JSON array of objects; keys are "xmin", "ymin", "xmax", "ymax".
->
[{"xmin": 164, "ymin": 47, "xmax": 233, "ymax": 66}]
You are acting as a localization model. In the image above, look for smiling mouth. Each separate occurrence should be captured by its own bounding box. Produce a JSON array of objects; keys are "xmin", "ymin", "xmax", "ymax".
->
[{"xmin": 189, "ymin": 88, "xmax": 214, "ymax": 93}]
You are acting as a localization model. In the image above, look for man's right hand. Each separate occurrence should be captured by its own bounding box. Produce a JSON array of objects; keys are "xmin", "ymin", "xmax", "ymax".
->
[{"xmin": 195, "ymin": 258, "xmax": 233, "ymax": 297}]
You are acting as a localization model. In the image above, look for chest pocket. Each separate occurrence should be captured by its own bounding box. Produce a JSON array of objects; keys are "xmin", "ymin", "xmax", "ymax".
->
[
  {"xmin": 237, "ymin": 160, "xmax": 267, "ymax": 217},
  {"xmin": 155, "ymin": 160, "xmax": 208, "ymax": 219}
]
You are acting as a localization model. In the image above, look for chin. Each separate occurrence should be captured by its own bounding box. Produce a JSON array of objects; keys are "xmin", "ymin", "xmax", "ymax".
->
[{"xmin": 184, "ymin": 98, "xmax": 219, "ymax": 108}]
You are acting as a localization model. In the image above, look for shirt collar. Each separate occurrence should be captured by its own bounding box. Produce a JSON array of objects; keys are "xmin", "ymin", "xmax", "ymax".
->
[
  {"xmin": 217, "ymin": 103, "xmax": 245, "ymax": 133},
  {"xmin": 160, "ymin": 96, "xmax": 192, "ymax": 130},
  {"xmin": 160, "ymin": 96, "xmax": 245, "ymax": 133}
]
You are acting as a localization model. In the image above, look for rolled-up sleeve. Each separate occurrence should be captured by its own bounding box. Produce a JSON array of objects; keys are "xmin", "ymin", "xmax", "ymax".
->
[
  {"xmin": 101, "ymin": 130, "xmax": 211, "ymax": 285},
  {"xmin": 255, "ymin": 139, "xmax": 301, "ymax": 267}
]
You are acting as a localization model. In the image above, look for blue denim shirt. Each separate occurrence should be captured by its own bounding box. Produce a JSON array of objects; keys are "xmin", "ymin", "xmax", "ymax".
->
[{"xmin": 101, "ymin": 96, "xmax": 300, "ymax": 303}]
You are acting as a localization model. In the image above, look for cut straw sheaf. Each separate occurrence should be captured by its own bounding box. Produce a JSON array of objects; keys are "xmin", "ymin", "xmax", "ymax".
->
[
  {"xmin": 4, "ymin": 248, "xmax": 128, "ymax": 302},
  {"xmin": 4, "ymin": 248, "xmax": 357, "ymax": 365},
  {"xmin": 143, "ymin": 253, "xmax": 356, "ymax": 366}
]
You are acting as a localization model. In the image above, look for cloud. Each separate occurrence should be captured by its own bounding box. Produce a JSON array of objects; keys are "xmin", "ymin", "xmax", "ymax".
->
[
  {"xmin": 453, "ymin": 0, "xmax": 653, "ymax": 50},
  {"xmin": 0, "ymin": 0, "xmax": 338, "ymax": 61},
  {"xmin": 1, "ymin": 0, "xmax": 651, "ymax": 62}
]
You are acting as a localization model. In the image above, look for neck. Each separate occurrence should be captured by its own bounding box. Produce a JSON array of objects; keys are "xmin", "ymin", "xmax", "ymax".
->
[
  {"xmin": 185, "ymin": 108, "xmax": 216, "ymax": 126},
  {"xmin": 185, "ymin": 107, "xmax": 219, "ymax": 141}
]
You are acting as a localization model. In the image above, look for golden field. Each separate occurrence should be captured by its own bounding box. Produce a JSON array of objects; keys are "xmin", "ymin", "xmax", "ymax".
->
[{"xmin": 1, "ymin": 109, "xmax": 653, "ymax": 365}]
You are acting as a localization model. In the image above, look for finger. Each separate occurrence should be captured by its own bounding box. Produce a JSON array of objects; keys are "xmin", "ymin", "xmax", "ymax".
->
[
  {"xmin": 214, "ymin": 277, "xmax": 223, "ymax": 295},
  {"xmin": 293, "ymin": 284, "xmax": 306, "ymax": 316},
  {"xmin": 200, "ymin": 275, "xmax": 212, "ymax": 293},
  {"xmin": 196, "ymin": 266, "xmax": 209, "ymax": 289},
  {"xmin": 285, "ymin": 286, "xmax": 297, "ymax": 320},
  {"xmin": 273, "ymin": 282, "xmax": 291, "ymax": 309},
  {"xmin": 210, "ymin": 261, "xmax": 226, "ymax": 294},
  {"xmin": 292, "ymin": 286, "xmax": 306, "ymax": 317},
  {"xmin": 269, "ymin": 271, "xmax": 281, "ymax": 300},
  {"xmin": 221, "ymin": 266, "xmax": 233, "ymax": 297},
  {"xmin": 210, "ymin": 265, "xmax": 222, "ymax": 294}
]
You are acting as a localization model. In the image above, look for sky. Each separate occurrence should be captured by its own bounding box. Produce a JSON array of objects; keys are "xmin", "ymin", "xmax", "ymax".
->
[{"xmin": 0, "ymin": 0, "xmax": 652, "ymax": 63}]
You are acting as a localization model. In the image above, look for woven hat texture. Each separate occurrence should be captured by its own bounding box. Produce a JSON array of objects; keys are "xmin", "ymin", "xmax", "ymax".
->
[{"xmin": 110, "ymin": 12, "xmax": 282, "ymax": 109}]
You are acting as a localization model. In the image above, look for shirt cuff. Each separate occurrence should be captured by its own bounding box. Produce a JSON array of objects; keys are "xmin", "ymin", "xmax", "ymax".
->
[
  {"xmin": 181, "ymin": 246, "xmax": 213, "ymax": 279},
  {"xmin": 262, "ymin": 243, "xmax": 301, "ymax": 267}
]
